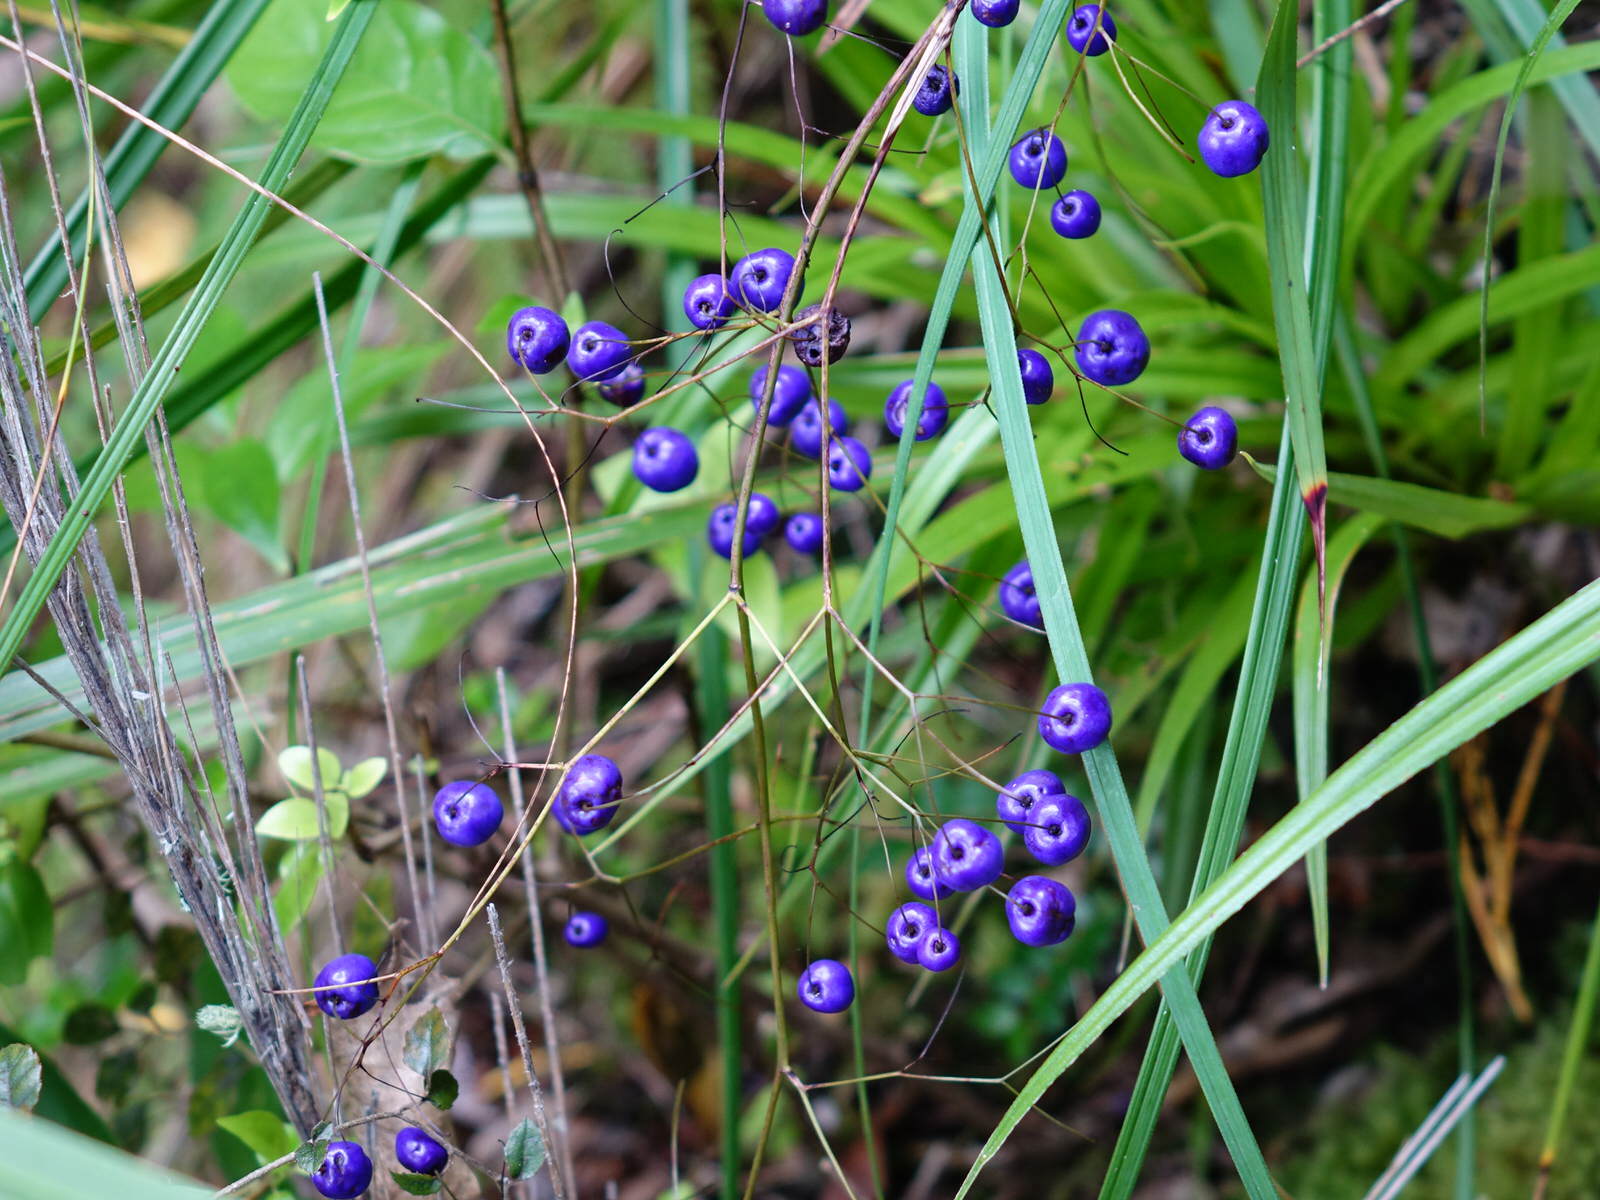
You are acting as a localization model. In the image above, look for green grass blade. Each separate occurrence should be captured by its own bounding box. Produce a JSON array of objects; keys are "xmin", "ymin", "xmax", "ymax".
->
[
  {"xmin": 1460, "ymin": 0, "xmax": 1600, "ymax": 155},
  {"xmin": 22, "ymin": 0, "xmax": 274, "ymax": 321},
  {"xmin": 966, "ymin": 575, "xmax": 1600, "ymax": 1192},
  {"xmin": 0, "ymin": 1107, "xmax": 208, "ymax": 1199},
  {"xmin": 0, "ymin": 0, "xmax": 376, "ymax": 675},
  {"xmin": 1538, "ymin": 890, "xmax": 1600, "ymax": 1187}
]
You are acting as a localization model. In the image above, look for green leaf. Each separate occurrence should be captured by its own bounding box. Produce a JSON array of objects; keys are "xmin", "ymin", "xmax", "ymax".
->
[
  {"xmin": 389, "ymin": 1172, "xmax": 443, "ymax": 1196},
  {"xmin": 62, "ymin": 1004, "xmax": 119, "ymax": 1046},
  {"xmin": 0, "ymin": 1045, "xmax": 41, "ymax": 1112},
  {"xmin": 425, "ymin": 1068, "xmax": 458, "ymax": 1111},
  {"xmin": 254, "ymin": 794, "xmax": 349, "ymax": 841},
  {"xmin": 293, "ymin": 1123, "xmax": 333, "ymax": 1173},
  {"xmin": 403, "ymin": 1008, "xmax": 451, "ymax": 1078},
  {"xmin": 278, "ymin": 745, "xmax": 343, "ymax": 792},
  {"xmin": 0, "ymin": 860, "xmax": 51, "ymax": 986},
  {"xmin": 503, "ymin": 1117, "xmax": 546, "ymax": 1180},
  {"xmin": 271, "ymin": 843, "xmax": 324, "ymax": 931},
  {"xmin": 1249, "ymin": 463, "xmax": 1532, "ymax": 539},
  {"xmin": 217, "ymin": 1111, "xmax": 299, "ymax": 1164},
  {"xmin": 327, "ymin": 0, "xmax": 351, "ymax": 16},
  {"xmin": 229, "ymin": 0, "xmax": 504, "ymax": 164},
  {"xmin": 195, "ymin": 1005, "xmax": 245, "ymax": 1048},
  {"xmin": 192, "ymin": 439, "xmax": 285, "ymax": 572},
  {"xmin": 341, "ymin": 757, "xmax": 387, "ymax": 799},
  {"xmin": 0, "ymin": 1107, "xmax": 210, "ymax": 1197}
]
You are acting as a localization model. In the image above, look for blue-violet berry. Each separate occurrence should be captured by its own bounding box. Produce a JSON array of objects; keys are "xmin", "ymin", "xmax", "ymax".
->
[
  {"xmin": 905, "ymin": 845, "xmax": 954, "ymax": 901},
  {"xmin": 750, "ymin": 363, "xmax": 812, "ymax": 427},
  {"xmin": 507, "ymin": 305, "xmax": 569, "ymax": 375},
  {"xmin": 567, "ymin": 321, "xmax": 632, "ymax": 382},
  {"xmin": 784, "ymin": 512, "xmax": 825, "ymax": 555},
  {"xmin": 1022, "ymin": 793, "xmax": 1092, "ymax": 866},
  {"xmin": 1178, "ymin": 405, "xmax": 1238, "ymax": 470},
  {"xmin": 826, "ymin": 436, "xmax": 872, "ymax": 492},
  {"xmin": 633, "ymin": 427, "xmax": 699, "ymax": 493},
  {"xmin": 1050, "ymin": 189, "xmax": 1102, "ymax": 239},
  {"xmin": 884, "ymin": 379, "xmax": 949, "ymax": 441},
  {"xmin": 1074, "ymin": 309, "xmax": 1149, "ymax": 387},
  {"xmin": 1066, "ymin": 3, "xmax": 1116, "ymax": 55},
  {"xmin": 395, "ymin": 1127, "xmax": 449, "ymax": 1176},
  {"xmin": 791, "ymin": 398, "xmax": 850, "ymax": 459},
  {"xmin": 971, "ymin": 0, "xmax": 1019, "ymax": 26},
  {"xmin": 998, "ymin": 768, "xmax": 1066, "ymax": 834},
  {"xmin": 1038, "ymin": 681, "xmax": 1113, "ymax": 754},
  {"xmin": 913, "ymin": 64, "xmax": 958, "ymax": 116},
  {"xmin": 595, "ymin": 362, "xmax": 644, "ymax": 407},
  {"xmin": 1006, "ymin": 875, "xmax": 1078, "ymax": 946},
  {"xmin": 564, "ymin": 911, "xmax": 609, "ymax": 949},
  {"xmin": 433, "ymin": 780, "xmax": 504, "ymax": 847},
  {"xmin": 311, "ymin": 1141, "xmax": 372, "ymax": 1199},
  {"xmin": 1017, "ymin": 347, "xmax": 1054, "ymax": 405},
  {"xmin": 1198, "ymin": 99, "xmax": 1270, "ymax": 178},
  {"xmin": 731, "ymin": 247, "xmax": 797, "ymax": 312},
  {"xmin": 1008, "ymin": 129, "xmax": 1068, "ymax": 190},
  {"xmin": 1000, "ymin": 560, "xmax": 1042, "ymax": 629},
  {"xmin": 916, "ymin": 925, "xmax": 962, "ymax": 972},
  {"xmin": 683, "ymin": 274, "xmax": 734, "ymax": 330},
  {"xmin": 886, "ymin": 901, "xmax": 938, "ymax": 964},
  {"xmin": 313, "ymin": 953, "xmax": 380, "ymax": 1021},
  {"xmin": 931, "ymin": 818, "xmax": 1004, "ymax": 892},
  {"xmin": 797, "ymin": 959, "xmax": 854, "ymax": 1012},
  {"xmin": 554, "ymin": 754, "xmax": 623, "ymax": 836}
]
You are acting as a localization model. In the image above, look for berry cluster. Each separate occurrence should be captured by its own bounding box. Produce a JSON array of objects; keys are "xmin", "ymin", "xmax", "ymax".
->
[{"xmin": 307, "ymin": 1127, "xmax": 449, "ymax": 1199}]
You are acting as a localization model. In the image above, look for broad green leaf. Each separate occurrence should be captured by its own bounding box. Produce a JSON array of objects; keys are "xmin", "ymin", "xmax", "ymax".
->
[
  {"xmin": 229, "ymin": 0, "xmax": 504, "ymax": 164},
  {"xmin": 254, "ymin": 794, "xmax": 349, "ymax": 841},
  {"xmin": 1252, "ymin": 463, "xmax": 1531, "ymax": 539},
  {"xmin": 294, "ymin": 1123, "xmax": 333, "ymax": 1173},
  {"xmin": 0, "ymin": 860, "xmax": 51, "ymax": 986},
  {"xmin": 341, "ymin": 757, "xmax": 387, "ymax": 800},
  {"xmin": 0, "ymin": 1107, "xmax": 210, "ymax": 1198},
  {"xmin": 403, "ymin": 1009, "xmax": 450, "ymax": 1078},
  {"xmin": 272, "ymin": 843, "xmax": 324, "ymax": 930},
  {"xmin": 424, "ymin": 1068, "xmax": 458, "ymax": 1111},
  {"xmin": 278, "ymin": 746, "xmax": 343, "ymax": 793},
  {"xmin": 389, "ymin": 1172, "xmax": 443, "ymax": 1196},
  {"xmin": 503, "ymin": 1118, "xmax": 546, "ymax": 1180},
  {"xmin": 0, "ymin": 1045, "xmax": 41, "ymax": 1111},
  {"xmin": 217, "ymin": 1111, "xmax": 299, "ymax": 1164},
  {"xmin": 192, "ymin": 439, "xmax": 285, "ymax": 572}
]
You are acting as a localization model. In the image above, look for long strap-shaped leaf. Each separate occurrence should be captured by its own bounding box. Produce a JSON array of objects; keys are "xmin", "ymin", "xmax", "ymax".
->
[
  {"xmin": 951, "ymin": 19, "xmax": 1276, "ymax": 1200},
  {"xmin": 958, "ymin": 574, "xmax": 1600, "ymax": 1193},
  {"xmin": 23, "ymin": 0, "xmax": 274, "ymax": 321},
  {"xmin": 0, "ymin": 0, "xmax": 375, "ymax": 676}
]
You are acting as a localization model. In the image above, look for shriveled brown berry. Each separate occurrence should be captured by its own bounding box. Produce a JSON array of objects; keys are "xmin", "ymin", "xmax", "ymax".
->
[{"xmin": 790, "ymin": 303, "xmax": 851, "ymax": 367}]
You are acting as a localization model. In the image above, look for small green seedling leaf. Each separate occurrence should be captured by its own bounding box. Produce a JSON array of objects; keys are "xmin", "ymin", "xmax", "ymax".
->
[
  {"xmin": 255, "ymin": 793, "xmax": 349, "ymax": 840},
  {"xmin": 341, "ymin": 757, "xmax": 387, "ymax": 799},
  {"xmin": 278, "ymin": 746, "xmax": 343, "ymax": 793},
  {"xmin": 389, "ymin": 1171, "xmax": 443, "ymax": 1196},
  {"xmin": 425, "ymin": 1068, "xmax": 458, "ymax": 1111},
  {"xmin": 504, "ymin": 1117, "xmax": 545, "ymax": 1180},
  {"xmin": 0, "ymin": 1043, "xmax": 42, "ymax": 1110},
  {"xmin": 294, "ymin": 1122, "xmax": 334, "ymax": 1173},
  {"xmin": 403, "ymin": 1008, "xmax": 451, "ymax": 1078},
  {"xmin": 196, "ymin": 1004, "xmax": 244, "ymax": 1047}
]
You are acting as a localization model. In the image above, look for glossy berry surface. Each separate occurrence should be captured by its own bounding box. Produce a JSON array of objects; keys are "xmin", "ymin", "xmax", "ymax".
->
[
  {"xmin": 999, "ymin": 560, "xmax": 1042, "ymax": 629},
  {"xmin": 931, "ymin": 818, "xmax": 1004, "ymax": 892},
  {"xmin": 764, "ymin": 0, "xmax": 827, "ymax": 35},
  {"xmin": 433, "ymin": 780, "xmax": 504, "ymax": 847},
  {"xmin": 826, "ymin": 436, "xmax": 872, "ymax": 492},
  {"xmin": 905, "ymin": 845, "xmax": 954, "ymax": 900},
  {"xmin": 913, "ymin": 65, "xmax": 958, "ymax": 116},
  {"xmin": 997, "ymin": 768, "xmax": 1066, "ymax": 834},
  {"xmin": 1006, "ymin": 875, "xmax": 1078, "ymax": 946},
  {"xmin": 797, "ymin": 959, "xmax": 854, "ymax": 1013},
  {"xmin": 683, "ymin": 273, "xmax": 734, "ymax": 330},
  {"xmin": 884, "ymin": 379, "xmax": 949, "ymax": 441},
  {"xmin": 1066, "ymin": 4, "xmax": 1116, "ymax": 55},
  {"xmin": 750, "ymin": 363, "xmax": 812, "ymax": 427},
  {"xmin": 595, "ymin": 362, "xmax": 644, "ymax": 407},
  {"xmin": 311, "ymin": 1141, "xmax": 372, "ymax": 1199},
  {"xmin": 633, "ymin": 427, "xmax": 699, "ymax": 493},
  {"xmin": 1008, "ymin": 129, "xmax": 1067, "ymax": 190},
  {"xmin": 564, "ymin": 911, "xmax": 609, "ymax": 949},
  {"xmin": 313, "ymin": 953, "xmax": 379, "ymax": 1021},
  {"xmin": 784, "ymin": 512, "xmax": 825, "ymax": 555},
  {"xmin": 886, "ymin": 901, "xmax": 938, "ymax": 964},
  {"xmin": 971, "ymin": 0, "xmax": 1019, "ymax": 26},
  {"xmin": 1074, "ymin": 309, "xmax": 1150, "ymax": 387},
  {"xmin": 395, "ymin": 1127, "xmax": 448, "ymax": 1176},
  {"xmin": 1198, "ymin": 99, "xmax": 1270, "ymax": 178},
  {"xmin": 731, "ymin": 247, "xmax": 796, "ymax": 312},
  {"xmin": 746, "ymin": 492, "xmax": 781, "ymax": 538},
  {"xmin": 790, "ymin": 303, "xmax": 852, "ymax": 367},
  {"xmin": 507, "ymin": 305, "xmax": 569, "ymax": 375},
  {"xmin": 1017, "ymin": 348, "xmax": 1054, "ymax": 406},
  {"xmin": 708, "ymin": 503, "xmax": 763, "ymax": 560},
  {"xmin": 1178, "ymin": 405, "xmax": 1238, "ymax": 470},
  {"xmin": 1050, "ymin": 189, "xmax": 1102, "ymax": 239},
  {"xmin": 916, "ymin": 925, "xmax": 962, "ymax": 972},
  {"xmin": 1022, "ymin": 793, "xmax": 1092, "ymax": 866},
  {"xmin": 554, "ymin": 754, "xmax": 623, "ymax": 836},
  {"xmin": 1039, "ymin": 681, "xmax": 1114, "ymax": 754},
  {"xmin": 566, "ymin": 320, "xmax": 632, "ymax": 382},
  {"xmin": 791, "ymin": 398, "xmax": 850, "ymax": 459}
]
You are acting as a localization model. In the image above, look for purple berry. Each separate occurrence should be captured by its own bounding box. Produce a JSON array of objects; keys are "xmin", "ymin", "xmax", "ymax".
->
[
  {"xmin": 507, "ymin": 305, "xmax": 569, "ymax": 375},
  {"xmin": 1178, "ymin": 405, "xmax": 1238, "ymax": 470},
  {"xmin": 931, "ymin": 818, "xmax": 1004, "ymax": 892},
  {"xmin": 1006, "ymin": 876, "xmax": 1078, "ymax": 946},
  {"xmin": 683, "ymin": 273, "xmax": 735, "ymax": 331},
  {"xmin": 708, "ymin": 503, "xmax": 762, "ymax": 559},
  {"xmin": 750, "ymin": 363, "xmax": 812, "ymax": 427},
  {"xmin": 1038, "ymin": 681, "xmax": 1113, "ymax": 754},
  {"xmin": 791, "ymin": 398, "xmax": 850, "ymax": 459},
  {"xmin": 971, "ymin": 0, "xmax": 1019, "ymax": 26},
  {"xmin": 826, "ymin": 436, "xmax": 872, "ymax": 492},
  {"xmin": 567, "ymin": 320, "xmax": 633, "ymax": 382},
  {"xmin": 916, "ymin": 925, "xmax": 961, "ymax": 972},
  {"xmin": 746, "ymin": 492, "xmax": 781, "ymax": 537},
  {"xmin": 884, "ymin": 379, "xmax": 949, "ymax": 441},
  {"xmin": 1008, "ymin": 129, "xmax": 1067, "ymax": 190},
  {"xmin": 1198, "ymin": 99, "xmax": 1270, "ymax": 178},
  {"xmin": 1066, "ymin": 4, "xmax": 1117, "ymax": 55},
  {"xmin": 312, "ymin": 953, "xmax": 380, "ymax": 1021},
  {"xmin": 633, "ymin": 427, "xmax": 699, "ymax": 492},
  {"xmin": 595, "ymin": 362, "xmax": 645, "ymax": 407},
  {"xmin": 1016, "ymin": 348, "xmax": 1054, "ymax": 405},
  {"xmin": 997, "ymin": 768, "xmax": 1066, "ymax": 834},
  {"xmin": 785, "ymin": 512, "xmax": 826, "ymax": 555},
  {"xmin": 564, "ymin": 911, "xmax": 609, "ymax": 948},
  {"xmin": 913, "ymin": 64, "xmax": 959, "ymax": 116},
  {"xmin": 1022, "ymin": 793, "xmax": 1092, "ymax": 865},
  {"xmin": 395, "ymin": 1127, "xmax": 449, "ymax": 1176},
  {"xmin": 433, "ymin": 780, "xmax": 504, "ymax": 847},
  {"xmin": 886, "ymin": 901, "xmax": 937, "ymax": 964},
  {"xmin": 554, "ymin": 754, "xmax": 623, "ymax": 836},
  {"xmin": 1074, "ymin": 309, "xmax": 1149, "ymax": 387},
  {"xmin": 905, "ymin": 845, "xmax": 954, "ymax": 900},
  {"xmin": 731, "ymin": 247, "xmax": 797, "ymax": 312},
  {"xmin": 797, "ymin": 959, "xmax": 854, "ymax": 1012},
  {"xmin": 1050, "ymin": 189, "xmax": 1102, "ymax": 239},
  {"xmin": 999, "ymin": 560, "xmax": 1042, "ymax": 629},
  {"xmin": 311, "ymin": 1140, "xmax": 373, "ymax": 1199}
]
